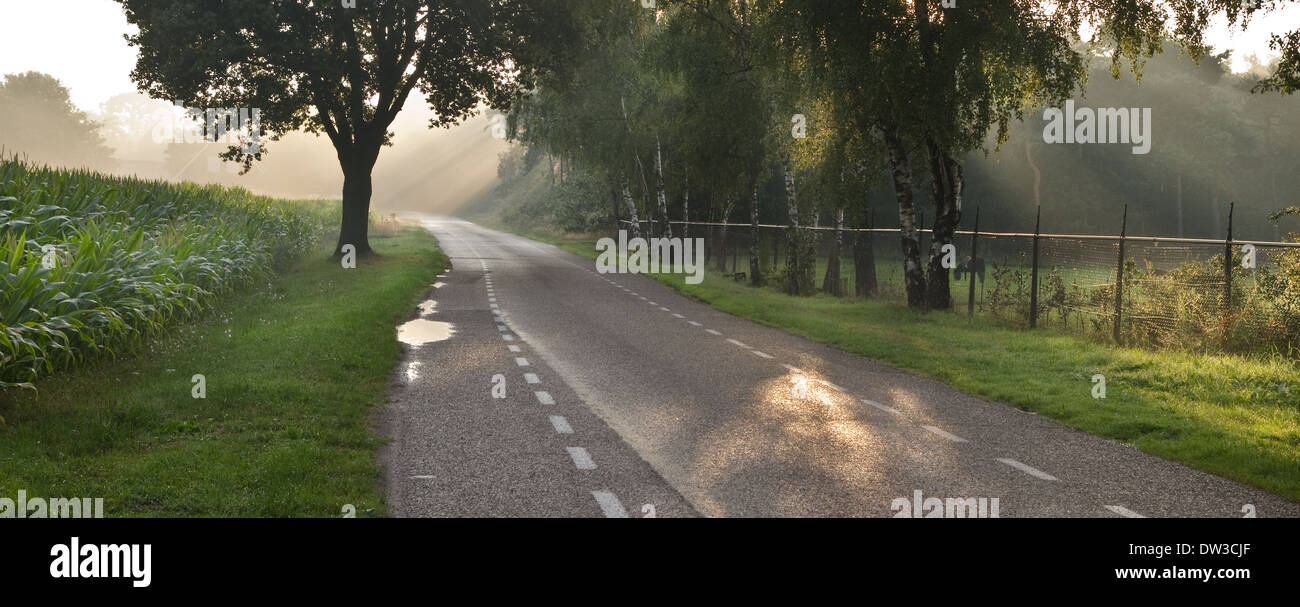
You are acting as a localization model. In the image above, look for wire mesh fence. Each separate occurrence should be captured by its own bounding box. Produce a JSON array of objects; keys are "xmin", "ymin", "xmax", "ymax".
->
[{"xmin": 621, "ymin": 217, "xmax": 1300, "ymax": 355}]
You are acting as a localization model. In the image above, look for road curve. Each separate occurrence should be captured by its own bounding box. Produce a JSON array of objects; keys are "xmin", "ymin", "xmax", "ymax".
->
[{"xmin": 381, "ymin": 215, "xmax": 1299, "ymax": 518}]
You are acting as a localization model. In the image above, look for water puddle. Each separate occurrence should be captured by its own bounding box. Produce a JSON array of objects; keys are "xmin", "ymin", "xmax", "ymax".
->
[{"xmin": 397, "ymin": 319, "xmax": 455, "ymax": 347}]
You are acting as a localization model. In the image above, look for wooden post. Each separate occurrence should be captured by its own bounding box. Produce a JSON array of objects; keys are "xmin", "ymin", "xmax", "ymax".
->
[
  {"xmin": 1113, "ymin": 204, "xmax": 1128, "ymax": 345},
  {"xmin": 1224, "ymin": 201, "xmax": 1234, "ymax": 317},
  {"xmin": 967, "ymin": 207, "xmax": 980, "ymax": 317},
  {"xmin": 1030, "ymin": 204, "xmax": 1041, "ymax": 329}
]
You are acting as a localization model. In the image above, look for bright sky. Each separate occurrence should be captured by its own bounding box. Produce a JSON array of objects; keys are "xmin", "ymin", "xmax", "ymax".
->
[{"xmin": 1, "ymin": 0, "xmax": 1299, "ymax": 112}]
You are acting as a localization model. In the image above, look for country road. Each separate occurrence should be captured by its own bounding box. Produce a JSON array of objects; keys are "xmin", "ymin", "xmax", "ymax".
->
[{"xmin": 380, "ymin": 215, "xmax": 1300, "ymax": 518}]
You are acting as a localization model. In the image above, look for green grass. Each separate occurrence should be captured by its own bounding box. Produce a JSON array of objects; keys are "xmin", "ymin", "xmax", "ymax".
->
[
  {"xmin": 515, "ymin": 229, "xmax": 1300, "ymax": 502},
  {"xmin": 0, "ymin": 226, "xmax": 445, "ymax": 517}
]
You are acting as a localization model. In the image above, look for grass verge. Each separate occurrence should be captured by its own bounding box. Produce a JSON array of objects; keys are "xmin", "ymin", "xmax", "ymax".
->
[
  {"xmin": 0, "ymin": 226, "xmax": 445, "ymax": 517},
  {"xmin": 511, "ymin": 228, "xmax": 1300, "ymax": 502}
]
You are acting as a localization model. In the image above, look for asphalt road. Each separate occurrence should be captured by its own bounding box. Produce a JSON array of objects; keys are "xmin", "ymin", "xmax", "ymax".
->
[{"xmin": 380, "ymin": 215, "xmax": 1300, "ymax": 518}]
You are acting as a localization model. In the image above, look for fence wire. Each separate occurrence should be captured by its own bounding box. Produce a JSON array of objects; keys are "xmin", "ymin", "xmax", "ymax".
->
[{"xmin": 624, "ymin": 219, "xmax": 1300, "ymax": 355}]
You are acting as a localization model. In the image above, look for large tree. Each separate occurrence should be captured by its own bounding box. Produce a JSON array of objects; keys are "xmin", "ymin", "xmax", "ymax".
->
[
  {"xmin": 117, "ymin": 0, "xmax": 570, "ymax": 255},
  {"xmin": 0, "ymin": 72, "xmax": 113, "ymax": 169}
]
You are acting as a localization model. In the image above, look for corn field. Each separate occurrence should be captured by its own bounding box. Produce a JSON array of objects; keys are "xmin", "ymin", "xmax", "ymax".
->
[{"xmin": 0, "ymin": 157, "xmax": 334, "ymax": 390}]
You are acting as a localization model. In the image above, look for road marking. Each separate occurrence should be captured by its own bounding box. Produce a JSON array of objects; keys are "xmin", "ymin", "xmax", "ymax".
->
[
  {"xmin": 493, "ymin": 316, "xmax": 503, "ymax": 322},
  {"xmin": 591, "ymin": 491, "xmax": 628, "ymax": 518},
  {"xmin": 725, "ymin": 338, "xmax": 750, "ymax": 348},
  {"xmin": 649, "ymin": 301, "xmax": 658, "ymax": 305},
  {"xmin": 751, "ymin": 350, "xmax": 774, "ymax": 359},
  {"xmin": 862, "ymin": 398, "xmax": 899, "ymax": 414},
  {"xmin": 508, "ymin": 345, "xmax": 522, "ymax": 352},
  {"xmin": 497, "ymin": 325, "xmax": 507, "ymax": 331},
  {"xmin": 671, "ymin": 313, "xmax": 683, "ymax": 318},
  {"xmin": 535, "ymin": 391, "xmax": 555, "ymax": 405},
  {"xmin": 659, "ymin": 307, "xmax": 670, "ymax": 311},
  {"xmin": 549, "ymin": 415, "xmax": 573, "ymax": 434},
  {"xmin": 515, "ymin": 357, "xmax": 530, "ymax": 367},
  {"xmin": 489, "ymin": 297, "xmax": 496, "ymax": 302},
  {"xmin": 687, "ymin": 321, "xmax": 701, "ymax": 326},
  {"xmin": 781, "ymin": 364, "xmax": 803, "ymax": 373},
  {"xmin": 1104, "ymin": 505, "xmax": 1146, "ymax": 518},
  {"xmin": 566, "ymin": 447, "xmax": 596, "ymax": 470},
  {"xmin": 705, "ymin": 329, "xmax": 722, "ymax": 336},
  {"xmin": 410, "ymin": 475, "xmax": 435, "ymax": 480},
  {"xmin": 502, "ymin": 334, "xmax": 514, "ymax": 341},
  {"xmin": 490, "ymin": 303, "xmax": 499, "ymax": 309},
  {"xmin": 923, "ymin": 425, "xmax": 969, "ymax": 443},
  {"xmin": 996, "ymin": 458, "xmax": 1059, "ymax": 481}
]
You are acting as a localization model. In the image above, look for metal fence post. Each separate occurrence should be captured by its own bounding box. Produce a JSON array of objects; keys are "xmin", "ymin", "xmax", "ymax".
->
[
  {"xmin": 1224, "ymin": 201, "xmax": 1234, "ymax": 319},
  {"xmin": 1030, "ymin": 204, "xmax": 1041, "ymax": 329},
  {"xmin": 967, "ymin": 207, "xmax": 980, "ymax": 317},
  {"xmin": 1113, "ymin": 204, "xmax": 1128, "ymax": 345}
]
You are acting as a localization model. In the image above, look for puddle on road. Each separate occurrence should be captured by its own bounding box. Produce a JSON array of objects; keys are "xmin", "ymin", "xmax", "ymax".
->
[
  {"xmin": 416, "ymin": 299, "xmax": 437, "ymax": 315},
  {"xmin": 397, "ymin": 319, "xmax": 455, "ymax": 347}
]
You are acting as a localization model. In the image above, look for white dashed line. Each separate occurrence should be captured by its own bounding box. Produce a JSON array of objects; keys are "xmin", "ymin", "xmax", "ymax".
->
[
  {"xmin": 490, "ymin": 304, "xmax": 499, "ymax": 309},
  {"xmin": 515, "ymin": 357, "xmax": 530, "ymax": 367},
  {"xmin": 566, "ymin": 447, "xmax": 596, "ymax": 470},
  {"xmin": 591, "ymin": 491, "xmax": 628, "ymax": 518},
  {"xmin": 648, "ymin": 301, "xmax": 658, "ymax": 306},
  {"xmin": 687, "ymin": 321, "xmax": 701, "ymax": 326},
  {"xmin": 781, "ymin": 364, "xmax": 802, "ymax": 372},
  {"xmin": 502, "ymin": 334, "xmax": 514, "ymax": 341},
  {"xmin": 497, "ymin": 325, "xmax": 507, "ymax": 331},
  {"xmin": 996, "ymin": 458, "xmax": 1059, "ymax": 481},
  {"xmin": 726, "ymin": 338, "xmax": 751, "ymax": 349},
  {"xmin": 1104, "ymin": 505, "xmax": 1146, "ymax": 518},
  {"xmin": 862, "ymin": 398, "xmax": 899, "ymax": 414},
  {"xmin": 523, "ymin": 373, "xmax": 540, "ymax": 384},
  {"xmin": 489, "ymin": 297, "xmax": 497, "ymax": 302},
  {"xmin": 659, "ymin": 306, "xmax": 670, "ymax": 311},
  {"xmin": 534, "ymin": 391, "xmax": 555, "ymax": 405},
  {"xmin": 705, "ymin": 329, "xmax": 722, "ymax": 336},
  {"xmin": 923, "ymin": 425, "xmax": 969, "ymax": 443},
  {"xmin": 508, "ymin": 345, "xmax": 522, "ymax": 352},
  {"xmin": 549, "ymin": 415, "xmax": 573, "ymax": 434},
  {"xmin": 751, "ymin": 350, "xmax": 774, "ymax": 359},
  {"xmin": 672, "ymin": 313, "xmax": 684, "ymax": 318}
]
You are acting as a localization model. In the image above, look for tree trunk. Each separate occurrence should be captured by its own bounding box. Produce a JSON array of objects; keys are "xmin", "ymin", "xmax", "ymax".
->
[
  {"xmin": 716, "ymin": 199, "xmax": 735, "ymax": 272},
  {"xmin": 882, "ymin": 126, "xmax": 926, "ymax": 308},
  {"xmin": 682, "ymin": 168, "xmax": 690, "ymax": 240},
  {"xmin": 335, "ymin": 148, "xmax": 379, "ymax": 257},
  {"xmin": 823, "ymin": 207, "xmax": 843, "ymax": 295},
  {"xmin": 853, "ymin": 203, "xmax": 878, "ymax": 296},
  {"xmin": 621, "ymin": 175, "xmax": 642, "ymax": 239},
  {"xmin": 655, "ymin": 138, "xmax": 672, "ymax": 240},
  {"xmin": 780, "ymin": 146, "xmax": 806, "ymax": 295},
  {"xmin": 749, "ymin": 184, "xmax": 763, "ymax": 286},
  {"xmin": 925, "ymin": 140, "xmax": 963, "ymax": 310}
]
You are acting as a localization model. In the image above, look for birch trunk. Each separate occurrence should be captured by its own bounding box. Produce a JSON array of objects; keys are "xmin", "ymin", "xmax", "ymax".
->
[
  {"xmin": 621, "ymin": 175, "xmax": 642, "ymax": 239},
  {"xmin": 925, "ymin": 140, "xmax": 963, "ymax": 310},
  {"xmin": 655, "ymin": 138, "xmax": 672, "ymax": 240},
  {"xmin": 883, "ymin": 126, "xmax": 927, "ymax": 308},
  {"xmin": 749, "ymin": 184, "xmax": 763, "ymax": 286}
]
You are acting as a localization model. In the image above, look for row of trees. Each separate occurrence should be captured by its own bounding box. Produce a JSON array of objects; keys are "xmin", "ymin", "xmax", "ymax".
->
[{"xmin": 502, "ymin": 0, "xmax": 1298, "ymax": 310}]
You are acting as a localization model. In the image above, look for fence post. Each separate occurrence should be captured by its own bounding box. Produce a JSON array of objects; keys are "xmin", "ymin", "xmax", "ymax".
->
[
  {"xmin": 1113, "ymin": 204, "xmax": 1128, "ymax": 345},
  {"xmin": 1030, "ymin": 204, "xmax": 1041, "ymax": 329},
  {"xmin": 1224, "ymin": 202, "xmax": 1234, "ymax": 319},
  {"xmin": 967, "ymin": 207, "xmax": 980, "ymax": 317}
]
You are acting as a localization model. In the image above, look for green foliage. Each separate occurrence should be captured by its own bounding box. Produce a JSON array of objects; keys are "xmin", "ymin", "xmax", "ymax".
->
[{"xmin": 0, "ymin": 156, "xmax": 332, "ymax": 389}]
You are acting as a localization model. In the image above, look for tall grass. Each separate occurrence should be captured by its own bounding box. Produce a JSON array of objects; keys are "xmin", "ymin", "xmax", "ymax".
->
[{"xmin": 0, "ymin": 156, "xmax": 334, "ymax": 390}]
